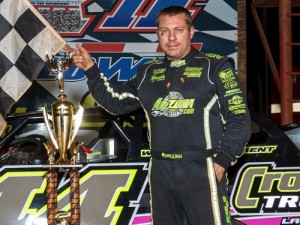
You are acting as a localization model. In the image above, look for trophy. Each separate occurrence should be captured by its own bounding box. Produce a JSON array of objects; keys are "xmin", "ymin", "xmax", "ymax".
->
[
  {"xmin": 42, "ymin": 50, "xmax": 83, "ymax": 225},
  {"xmin": 43, "ymin": 51, "xmax": 84, "ymax": 165}
]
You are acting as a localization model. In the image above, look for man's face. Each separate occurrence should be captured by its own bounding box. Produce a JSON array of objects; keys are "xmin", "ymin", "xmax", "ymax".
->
[{"xmin": 157, "ymin": 13, "xmax": 195, "ymax": 60}]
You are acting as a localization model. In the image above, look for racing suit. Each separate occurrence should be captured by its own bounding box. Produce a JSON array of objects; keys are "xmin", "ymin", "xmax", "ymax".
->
[{"xmin": 85, "ymin": 47, "xmax": 251, "ymax": 225}]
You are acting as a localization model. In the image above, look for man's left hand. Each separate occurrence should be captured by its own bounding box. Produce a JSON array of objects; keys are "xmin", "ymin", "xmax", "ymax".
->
[{"xmin": 214, "ymin": 162, "xmax": 225, "ymax": 183}]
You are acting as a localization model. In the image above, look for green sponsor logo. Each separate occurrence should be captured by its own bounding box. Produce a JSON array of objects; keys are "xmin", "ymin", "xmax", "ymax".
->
[
  {"xmin": 228, "ymin": 95, "xmax": 243, "ymax": 105},
  {"xmin": 223, "ymin": 196, "xmax": 232, "ymax": 225},
  {"xmin": 205, "ymin": 53, "xmax": 223, "ymax": 59},
  {"xmin": 151, "ymin": 68, "xmax": 166, "ymax": 82},
  {"xmin": 151, "ymin": 92, "xmax": 195, "ymax": 117},
  {"xmin": 245, "ymin": 146, "xmax": 277, "ymax": 154},
  {"xmin": 224, "ymin": 88, "xmax": 241, "ymax": 97},
  {"xmin": 140, "ymin": 149, "xmax": 151, "ymax": 157},
  {"xmin": 151, "ymin": 74, "xmax": 165, "ymax": 82},
  {"xmin": 170, "ymin": 59, "xmax": 186, "ymax": 67},
  {"xmin": 153, "ymin": 68, "xmax": 166, "ymax": 75},
  {"xmin": 183, "ymin": 67, "xmax": 203, "ymax": 78},
  {"xmin": 219, "ymin": 69, "xmax": 238, "ymax": 89},
  {"xmin": 227, "ymin": 95, "xmax": 247, "ymax": 115},
  {"xmin": 145, "ymin": 58, "xmax": 162, "ymax": 65},
  {"xmin": 161, "ymin": 152, "xmax": 183, "ymax": 159}
]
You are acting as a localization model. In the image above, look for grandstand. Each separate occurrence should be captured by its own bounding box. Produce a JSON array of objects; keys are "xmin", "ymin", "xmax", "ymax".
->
[
  {"xmin": 39, "ymin": 9, "xmax": 84, "ymax": 32},
  {"xmin": 30, "ymin": 0, "xmax": 81, "ymax": 7},
  {"xmin": 30, "ymin": 0, "xmax": 85, "ymax": 33}
]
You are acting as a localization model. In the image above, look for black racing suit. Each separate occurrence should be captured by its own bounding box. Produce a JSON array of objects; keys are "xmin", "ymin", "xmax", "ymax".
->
[{"xmin": 85, "ymin": 47, "xmax": 251, "ymax": 225}]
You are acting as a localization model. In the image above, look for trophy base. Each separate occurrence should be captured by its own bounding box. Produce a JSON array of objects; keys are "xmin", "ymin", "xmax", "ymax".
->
[
  {"xmin": 42, "ymin": 164, "xmax": 83, "ymax": 168},
  {"xmin": 56, "ymin": 157, "xmax": 71, "ymax": 165}
]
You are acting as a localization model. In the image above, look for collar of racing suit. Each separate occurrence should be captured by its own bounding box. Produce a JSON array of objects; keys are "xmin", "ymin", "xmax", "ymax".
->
[{"xmin": 164, "ymin": 47, "xmax": 199, "ymax": 88}]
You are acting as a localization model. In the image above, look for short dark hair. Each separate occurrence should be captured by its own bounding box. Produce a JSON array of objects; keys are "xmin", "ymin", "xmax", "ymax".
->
[{"xmin": 156, "ymin": 6, "xmax": 193, "ymax": 28}]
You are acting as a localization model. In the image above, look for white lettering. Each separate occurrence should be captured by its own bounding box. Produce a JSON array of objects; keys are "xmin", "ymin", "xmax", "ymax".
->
[
  {"xmin": 263, "ymin": 196, "xmax": 280, "ymax": 208},
  {"xmin": 278, "ymin": 196, "xmax": 299, "ymax": 208}
]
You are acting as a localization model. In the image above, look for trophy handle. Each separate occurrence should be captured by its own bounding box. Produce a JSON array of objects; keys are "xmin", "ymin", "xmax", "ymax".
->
[
  {"xmin": 42, "ymin": 106, "xmax": 59, "ymax": 150},
  {"xmin": 69, "ymin": 105, "xmax": 84, "ymax": 149}
]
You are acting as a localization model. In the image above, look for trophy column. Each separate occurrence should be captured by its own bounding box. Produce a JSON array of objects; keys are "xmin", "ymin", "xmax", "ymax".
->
[
  {"xmin": 70, "ymin": 169, "xmax": 80, "ymax": 225},
  {"xmin": 43, "ymin": 52, "xmax": 84, "ymax": 225},
  {"xmin": 46, "ymin": 169, "xmax": 58, "ymax": 225},
  {"xmin": 44, "ymin": 164, "xmax": 82, "ymax": 225}
]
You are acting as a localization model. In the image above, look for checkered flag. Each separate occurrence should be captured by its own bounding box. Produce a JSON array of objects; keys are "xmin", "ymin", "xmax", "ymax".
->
[{"xmin": 0, "ymin": 0, "xmax": 67, "ymax": 135}]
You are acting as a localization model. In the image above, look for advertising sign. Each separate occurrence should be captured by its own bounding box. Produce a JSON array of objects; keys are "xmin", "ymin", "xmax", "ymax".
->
[{"xmin": 10, "ymin": 0, "xmax": 238, "ymax": 112}]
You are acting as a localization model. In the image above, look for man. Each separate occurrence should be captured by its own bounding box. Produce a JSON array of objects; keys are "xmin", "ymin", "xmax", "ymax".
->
[{"xmin": 71, "ymin": 6, "xmax": 251, "ymax": 225}]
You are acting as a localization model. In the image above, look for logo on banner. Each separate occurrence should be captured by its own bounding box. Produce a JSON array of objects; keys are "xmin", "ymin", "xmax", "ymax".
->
[
  {"xmin": 231, "ymin": 162, "xmax": 300, "ymax": 215},
  {"xmin": 0, "ymin": 164, "xmax": 148, "ymax": 225}
]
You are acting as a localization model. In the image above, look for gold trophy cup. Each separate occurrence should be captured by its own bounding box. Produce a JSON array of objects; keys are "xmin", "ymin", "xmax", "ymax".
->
[
  {"xmin": 43, "ymin": 51, "xmax": 83, "ymax": 225},
  {"xmin": 42, "ymin": 51, "xmax": 84, "ymax": 165}
]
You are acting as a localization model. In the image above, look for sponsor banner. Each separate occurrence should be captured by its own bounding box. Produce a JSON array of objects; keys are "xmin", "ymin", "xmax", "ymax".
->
[
  {"xmin": 0, "ymin": 163, "xmax": 149, "ymax": 225},
  {"xmin": 2, "ymin": 161, "xmax": 300, "ymax": 225},
  {"xmin": 9, "ymin": 0, "xmax": 238, "ymax": 112},
  {"xmin": 231, "ymin": 162, "xmax": 300, "ymax": 225}
]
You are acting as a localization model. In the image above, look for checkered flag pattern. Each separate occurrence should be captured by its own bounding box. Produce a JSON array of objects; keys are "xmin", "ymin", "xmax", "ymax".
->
[{"xmin": 0, "ymin": 0, "xmax": 66, "ymax": 134}]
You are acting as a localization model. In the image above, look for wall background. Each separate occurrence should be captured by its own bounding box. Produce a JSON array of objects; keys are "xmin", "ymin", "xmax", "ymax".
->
[{"xmin": 13, "ymin": 0, "xmax": 238, "ymax": 110}]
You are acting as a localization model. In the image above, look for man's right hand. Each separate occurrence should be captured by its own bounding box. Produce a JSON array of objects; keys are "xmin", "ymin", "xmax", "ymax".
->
[{"xmin": 68, "ymin": 44, "xmax": 94, "ymax": 71}]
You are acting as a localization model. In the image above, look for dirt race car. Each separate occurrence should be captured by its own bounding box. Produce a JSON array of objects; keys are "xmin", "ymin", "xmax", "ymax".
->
[{"xmin": 0, "ymin": 109, "xmax": 300, "ymax": 225}]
